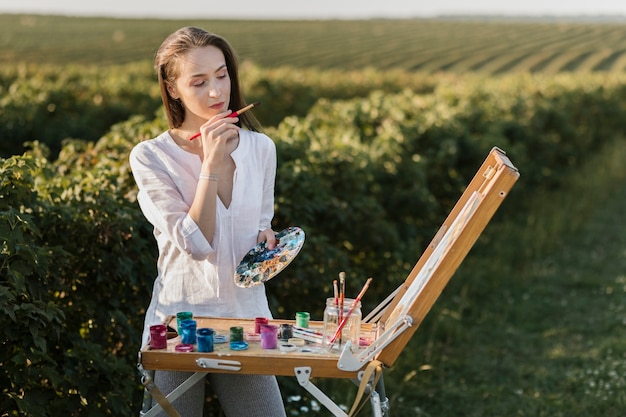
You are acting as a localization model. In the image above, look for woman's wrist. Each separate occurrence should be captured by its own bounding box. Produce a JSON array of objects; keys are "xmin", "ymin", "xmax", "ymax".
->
[{"xmin": 199, "ymin": 172, "xmax": 219, "ymax": 181}]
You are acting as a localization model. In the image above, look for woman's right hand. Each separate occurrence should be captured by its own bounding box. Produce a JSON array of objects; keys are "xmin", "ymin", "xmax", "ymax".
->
[{"xmin": 197, "ymin": 111, "xmax": 240, "ymax": 167}]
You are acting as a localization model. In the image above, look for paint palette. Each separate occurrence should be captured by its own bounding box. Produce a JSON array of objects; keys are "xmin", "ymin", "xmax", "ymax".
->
[{"xmin": 235, "ymin": 227, "xmax": 305, "ymax": 288}]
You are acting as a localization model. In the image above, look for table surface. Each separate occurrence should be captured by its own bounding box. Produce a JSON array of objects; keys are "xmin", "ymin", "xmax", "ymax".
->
[{"xmin": 139, "ymin": 317, "xmax": 377, "ymax": 379}]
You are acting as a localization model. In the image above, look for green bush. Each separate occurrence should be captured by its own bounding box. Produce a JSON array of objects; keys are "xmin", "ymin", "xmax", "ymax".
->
[
  {"xmin": 268, "ymin": 73, "xmax": 626, "ymax": 316},
  {"xmin": 0, "ymin": 63, "xmax": 161, "ymax": 159},
  {"xmin": 1, "ymin": 146, "xmax": 156, "ymax": 416},
  {"xmin": 1, "ymin": 70, "xmax": 625, "ymax": 416}
]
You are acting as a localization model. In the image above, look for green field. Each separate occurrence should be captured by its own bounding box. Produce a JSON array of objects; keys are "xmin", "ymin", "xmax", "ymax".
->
[
  {"xmin": 2, "ymin": 14, "xmax": 626, "ymax": 74},
  {"xmin": 2, "ymin": 13, "xmax": 626, "ymax": 417}
]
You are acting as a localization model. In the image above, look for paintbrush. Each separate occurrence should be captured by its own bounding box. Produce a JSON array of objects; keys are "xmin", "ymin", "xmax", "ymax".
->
[
  {"xmin": 328, "ymin": 277, "xmax": 373, "ymax": 347},
  {"xmin": 338, "ymin": 271, "xmax": 346, "ymax": 346},
  {"xmin": 189, "ymin": 101, "xmax": 261, "ymax": 141}
]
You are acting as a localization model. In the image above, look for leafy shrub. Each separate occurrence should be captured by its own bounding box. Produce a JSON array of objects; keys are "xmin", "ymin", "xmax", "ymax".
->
[
  {"xmin": 1, "ymin": 70, "xmax": 625, "ymax": 416},
  {"xmin": 268, "ymin": 73, "xmax": 626, "ymax": 316},
  {"xmin": 1, "ymin": 144, "xmax": 156, "ymax": 416},
  {"xmin": 0, "ymin": 63, "xmax": 161, "ymax": 159}
]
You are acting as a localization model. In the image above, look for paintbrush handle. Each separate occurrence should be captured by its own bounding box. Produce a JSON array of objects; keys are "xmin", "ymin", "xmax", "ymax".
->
[
  {"xmin": 230, "ymin": 102, "xmax": 255, "ymax": 116},
  {"xmin": 190, "ymin": 102, "xmax": 260, "ymax": 141}
]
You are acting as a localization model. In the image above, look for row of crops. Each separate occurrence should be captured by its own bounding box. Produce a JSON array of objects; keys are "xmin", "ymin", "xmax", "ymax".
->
[{"xmin": 1, "ymin": 14, "xmax": 625, "ymax": 73}]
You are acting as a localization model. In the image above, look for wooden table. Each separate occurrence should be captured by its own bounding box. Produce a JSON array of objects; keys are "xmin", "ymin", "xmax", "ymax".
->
[{"xmin": 140, "ymin": 317, "xmax": 377, "ymax": 379}]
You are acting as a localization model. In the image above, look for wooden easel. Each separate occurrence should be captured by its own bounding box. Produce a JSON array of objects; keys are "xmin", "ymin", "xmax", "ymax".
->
[{"xmin": 137, "ymin": 147, "xmax": 519, "ymax": 417}]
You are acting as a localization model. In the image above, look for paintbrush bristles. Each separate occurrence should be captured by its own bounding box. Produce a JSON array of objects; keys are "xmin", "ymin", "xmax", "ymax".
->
[
  {"xmin": 339, "ymin": 272, "xmax": 345, "ymax": 298},
  {"xmin": 356, "ymin": 277, "xmax": 373, "ymax": 300},
  {"xmin": 338, "ymin": 272, "xmax": 345, "ymax": 344},
  {"xmin": 234, "ymin": 101, "xmax": 261, "ymax": 115}
]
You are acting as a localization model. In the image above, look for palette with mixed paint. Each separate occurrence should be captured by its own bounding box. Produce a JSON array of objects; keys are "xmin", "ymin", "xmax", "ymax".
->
[{"xmin": 234, "ymin": 226, "xmax": 305, "ymax": 288}]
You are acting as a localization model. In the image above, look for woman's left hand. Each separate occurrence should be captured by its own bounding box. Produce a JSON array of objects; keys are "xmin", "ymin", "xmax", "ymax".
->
[{"xmin": 258, "ymin": 229, "xmax": 277, "ymax": 250}]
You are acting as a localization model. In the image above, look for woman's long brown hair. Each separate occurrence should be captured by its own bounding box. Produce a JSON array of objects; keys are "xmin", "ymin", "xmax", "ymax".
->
[{"xmin": 154, "ymin": 26, "xmax": 260, "ymax": 131}]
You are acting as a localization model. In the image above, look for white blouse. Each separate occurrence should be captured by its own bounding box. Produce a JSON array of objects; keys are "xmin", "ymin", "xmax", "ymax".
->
[{"xmin": 129, "ymin": 129, "xmax": 276, "ymax": 346}]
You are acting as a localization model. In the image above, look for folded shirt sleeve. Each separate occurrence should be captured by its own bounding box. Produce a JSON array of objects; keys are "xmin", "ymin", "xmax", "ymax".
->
[{"xmin": 130, "ymin": 141, "xmax": 214, "ymax": 260}]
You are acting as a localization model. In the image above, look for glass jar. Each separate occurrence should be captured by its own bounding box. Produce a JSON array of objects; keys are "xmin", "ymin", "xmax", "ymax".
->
[
  {"xmin": 254, "ymin": 317, "xmax": 269, "ymax": 334},
  {"xmin": 179, "ymin": 319, "xmax": 197, "ymax": 344},
  {"xmin": 176, "ymin": 311, "xmax": 192, "ymax": 334},
  {"xmin": 323, "ymin": 297, "xmax": 361, "ymax": 352},
  {"xmin": 149, "ymin": 324, "xmax": 167, "ymax": 350},
  {"xmin": 278, "ymin": 323, "xmax": 293, "ymax": 341},
  {"xmin": 260, "ymin": 324, "xmax": 278, "ymax": 349},
  {"xmin": 196, "ymin": 328, "xmax": 214, "ymax": 353},
  {"xmin": 295, "ymin": 312, "xmax": 310, "ymax": 328}
]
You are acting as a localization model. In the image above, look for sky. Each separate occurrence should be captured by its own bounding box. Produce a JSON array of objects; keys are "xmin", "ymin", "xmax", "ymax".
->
[{"xmin": 1, "ymin": 0, "xmax": 626, "ymax": 20}]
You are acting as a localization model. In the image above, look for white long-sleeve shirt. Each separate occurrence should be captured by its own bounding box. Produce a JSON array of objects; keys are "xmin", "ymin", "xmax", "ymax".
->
[{"xmin": 129, "ymin": 129, "xmax": 276, "ymax": 347}]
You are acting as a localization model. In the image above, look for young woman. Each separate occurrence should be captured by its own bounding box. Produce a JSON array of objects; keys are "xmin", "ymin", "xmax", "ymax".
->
[{"xmin": 130, "ymin": 26, "xmax": 285, "ymax": 416}]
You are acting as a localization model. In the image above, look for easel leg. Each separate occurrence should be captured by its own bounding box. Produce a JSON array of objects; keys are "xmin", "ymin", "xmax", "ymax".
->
[
  {"xmin": 139, "ymin": 370, "xmax": 154, "ymax": 416},
  {"xmin": 141, "ymin": 369, "xmax": 155, "ymax": 415},
  {"xmin": 351, "ymin": 368, "xmax": 389, "ymax": 417},
  {"xmin": 294, "ymin": 367, "xmax": 348, "ymax": 417},
  {"xmin": 372, "ymin": 374, "xmax": 390, "ymax": 417},
  {"xmin": 138, "ymin": 366, "xmax": 206, "ymax": 417}
]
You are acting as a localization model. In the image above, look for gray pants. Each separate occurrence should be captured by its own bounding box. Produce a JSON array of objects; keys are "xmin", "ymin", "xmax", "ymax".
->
[{"xmin": 152, "ymin": 371, "xmax": 286, "ymax": 417}]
